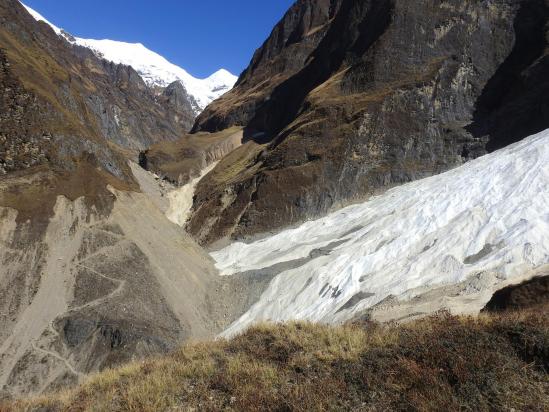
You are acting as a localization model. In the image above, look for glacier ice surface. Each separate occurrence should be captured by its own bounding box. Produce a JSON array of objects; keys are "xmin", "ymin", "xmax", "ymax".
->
[{"xmin": 212, "ymin": 129, "xmax": 549, "ymax": 335}]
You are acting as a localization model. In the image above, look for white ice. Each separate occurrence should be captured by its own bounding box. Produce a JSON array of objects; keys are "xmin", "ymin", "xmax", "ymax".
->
[{"xmin": 212, "ymin": 130, "xmax": 549, "ymax": 336}]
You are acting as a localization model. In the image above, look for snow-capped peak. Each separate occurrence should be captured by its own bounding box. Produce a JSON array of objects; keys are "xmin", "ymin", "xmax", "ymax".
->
[
  {"xmin": 22, "ymin": 3, "xmax": 61, "ymax": 35},
  {"xmin": 207, "ymin": 69, "xmax": 237, "ymax": 85},
  {"xmin": 21, "ymin": 3, "xmax": 237, "ymax": 113}
]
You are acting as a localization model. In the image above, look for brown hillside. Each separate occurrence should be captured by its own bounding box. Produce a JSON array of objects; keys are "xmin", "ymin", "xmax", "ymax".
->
[{"xmin": 4, "ymin": 304, "xmax": 548, "ymax": 411}]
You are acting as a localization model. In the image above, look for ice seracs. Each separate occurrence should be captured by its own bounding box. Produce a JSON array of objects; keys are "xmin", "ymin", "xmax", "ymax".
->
[
  {"xmin": 22, "ymin": 3, "xmax": 237, "ymax": 113},
  {"xmin": 212, "ymin": 129, "xmax": 549, "ymax": 336}
]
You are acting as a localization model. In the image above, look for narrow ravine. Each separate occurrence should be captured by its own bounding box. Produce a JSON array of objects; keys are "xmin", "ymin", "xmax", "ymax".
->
[{"xmin": 165, "ymin": 162, "xmax": 219, "ymax": 227}]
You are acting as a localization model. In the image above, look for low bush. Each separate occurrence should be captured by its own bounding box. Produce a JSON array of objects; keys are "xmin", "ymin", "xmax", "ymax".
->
[{"xmin": 4, "ymin": 304, "xmax": 548, "ymax": 411}]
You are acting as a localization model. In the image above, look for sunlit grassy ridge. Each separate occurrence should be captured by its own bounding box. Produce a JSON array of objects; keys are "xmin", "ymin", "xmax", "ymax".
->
[{"xmin": 5, "ymin": 304, "xmax": 548, "ymax": 412}]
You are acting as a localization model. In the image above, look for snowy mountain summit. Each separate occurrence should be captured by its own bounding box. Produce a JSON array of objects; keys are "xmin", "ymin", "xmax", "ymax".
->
[
  {"xmin": 22, "ymin": 3, "xmax": 237, "ymax": 113},
  {"xmin": 70, "ymin": 39, "xmax": 237, "ymax": 112}
]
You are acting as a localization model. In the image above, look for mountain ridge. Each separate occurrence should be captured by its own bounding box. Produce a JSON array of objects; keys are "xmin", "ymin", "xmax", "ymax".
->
[
  {"xmin": 186, "ymin": 0, "xmax": 549, "ymax": 246},
  {"xmin": 0, "ymin": 0, "xmax": 547, "ymax": 403},
  {"xmin": 21, "ymin": 2, "xmax": 238, "ymax": 113}
]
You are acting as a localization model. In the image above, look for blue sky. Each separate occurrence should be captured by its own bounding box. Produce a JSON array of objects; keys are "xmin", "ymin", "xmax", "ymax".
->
[{"xmin": 23, "ymin": 0, "xmax": 295, "ymax": 78}]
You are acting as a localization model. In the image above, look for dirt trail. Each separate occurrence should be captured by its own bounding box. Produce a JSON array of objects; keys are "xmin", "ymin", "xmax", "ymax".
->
[
  {"xmin": 28, "ymin": 256, "xmax": 126, "ymax": 382},
  {"xmin": 72, "ymin": 264, "xmax": 126, "ymax": 312},
  {"xmin": 0, "ymin": 197, "xmax": 89, "ymax": 389},
  {"xmin": 31, "ymin": 343, "xmax": 83, "ymax": 379}
]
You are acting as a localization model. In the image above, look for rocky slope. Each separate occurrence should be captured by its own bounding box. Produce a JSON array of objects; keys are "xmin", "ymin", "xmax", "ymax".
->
[
  {"xmin": 0, "ymin": 175, "xmax": 214, "ymax": 396},
  {"xmin": 187, "ymin": 0, "xmax": 549, "ymax": 245},
  {"xmin": 0, "ymin": 163, "xmax": 274, "ymax": 398},
  {"xmin": 0, "ymin": 1, "xmax": 265, "ymax": 398},
  {"xmin": 2, "ymin": 0, "xmax": 194, "ymax": 178}
]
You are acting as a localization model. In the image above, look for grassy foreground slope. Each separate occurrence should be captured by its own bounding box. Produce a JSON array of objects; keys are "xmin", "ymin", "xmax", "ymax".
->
[{"xmin": 4, "ymin": 304, "xmax": 548, "ymax": 412}]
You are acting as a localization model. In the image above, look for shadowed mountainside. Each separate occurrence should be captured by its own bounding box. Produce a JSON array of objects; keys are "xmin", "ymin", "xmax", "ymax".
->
[{"xmin": 185, "ymin": 0, "xmax": 549, "ymax": 245}]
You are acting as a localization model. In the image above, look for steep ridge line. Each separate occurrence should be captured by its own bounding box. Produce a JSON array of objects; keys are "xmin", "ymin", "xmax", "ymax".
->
[{"xmin": 22, "ymin": 2, "xmax": 238, "ymax": 113}]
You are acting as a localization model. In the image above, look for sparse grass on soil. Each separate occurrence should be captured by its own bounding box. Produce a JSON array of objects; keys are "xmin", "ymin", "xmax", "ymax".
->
[{"xmin": 4, "ymin": 304, "xmax": 548, "ymax": 412}]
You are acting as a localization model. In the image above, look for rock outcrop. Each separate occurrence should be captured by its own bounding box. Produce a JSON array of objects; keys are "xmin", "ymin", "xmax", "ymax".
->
[
  {"xmin": 483, "ymin": 274, "xmax": 549, "ymax": 312},
  {"xmin": 161, "ymin": 81, "xmax": 197, "ymax": 129},
  {"xmin": 0, "ymin": 0, "xmax": 237, "ymax": 397},
  {"xmin": 187, "ymin": 0, "xmax": 549, "ymax": 245},
  {"xmin": 0, "ymin": 0, "xmax": 195, "ymax": 179}
]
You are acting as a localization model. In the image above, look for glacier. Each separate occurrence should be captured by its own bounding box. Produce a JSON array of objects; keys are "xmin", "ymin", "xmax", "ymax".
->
[
  {"xmin": 22, "ymin": 3, "xmax": 237, "ymax": 112},
  {"xmin": 212, "ymin": 129, "xmax": 549, "ymax": 336}
]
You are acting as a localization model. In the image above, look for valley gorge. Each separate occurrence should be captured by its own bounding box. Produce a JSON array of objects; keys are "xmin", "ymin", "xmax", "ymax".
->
[{"xmin": 0, "ymin": 0, "xmax": 548, "ymax": 406}]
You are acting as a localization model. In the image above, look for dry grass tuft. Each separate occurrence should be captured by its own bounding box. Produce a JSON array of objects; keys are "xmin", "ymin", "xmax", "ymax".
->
[{"xmin": 4, "ymin": 305, "xmax": 548, "ymax": 411}]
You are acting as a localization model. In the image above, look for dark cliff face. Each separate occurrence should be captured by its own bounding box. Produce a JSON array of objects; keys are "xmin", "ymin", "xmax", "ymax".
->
[
  {"xmin": 466, "ymin": 0, "xmax": 549, "ymax": 151},
  {"xmin": 192, "ymin": 0, "xmax": 343, "ymax": 133},
  {"xmin": 160, "ymin": 81, "xmax": 197, "ymax": 131},
  {"xmin": 236, "ymin": 0, "xmax": 342, "ymax": 90},
  {"xmin": 187, "ymin": 0, "xmax": 549, "ymax": 245},
  {"xmin": 0, "ymin": 0, "xmax": 195, "ymax": 179}
]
